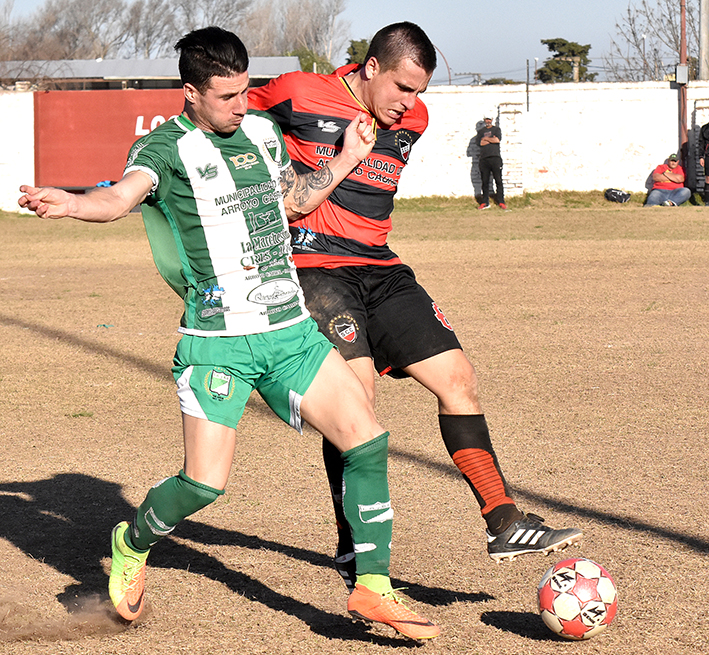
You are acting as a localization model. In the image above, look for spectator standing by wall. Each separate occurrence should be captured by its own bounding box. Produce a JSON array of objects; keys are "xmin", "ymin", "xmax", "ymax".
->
[{"xmin": 475, "ymin": 116, "xmax": 506, "ymax": 210}]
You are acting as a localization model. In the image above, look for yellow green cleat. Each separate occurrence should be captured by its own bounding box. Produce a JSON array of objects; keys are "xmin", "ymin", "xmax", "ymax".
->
[{"xmin": 108, "ymin": 521, "xmax": 149, "ymax": 620}]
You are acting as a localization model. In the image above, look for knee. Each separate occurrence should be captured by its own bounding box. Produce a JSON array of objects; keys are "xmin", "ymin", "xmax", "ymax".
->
[
  {"xmin": 437, "ymin": 358, "xmax": 481, "ymax": 413},
  {"xmin": 174, "ymin": 470, "xmax": 224, "ymax": 515},
  {"xmin": 360, "ymin": 379, "xmax": 376, "ymax": 408}
]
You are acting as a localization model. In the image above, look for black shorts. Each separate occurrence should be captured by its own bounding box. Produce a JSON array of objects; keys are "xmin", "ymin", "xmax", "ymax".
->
[{"xmin": 297, "ymin": 264, "xmax": 462, "ymax": 378}]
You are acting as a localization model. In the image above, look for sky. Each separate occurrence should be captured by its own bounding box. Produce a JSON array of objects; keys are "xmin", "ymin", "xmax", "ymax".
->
[
  {"xmin": 12, "ymin": 0, "xmax": 629, "ymax": 84},
  {"xmin": 339, "ymin": 0, "xmax": 627, "ymax": 84}
]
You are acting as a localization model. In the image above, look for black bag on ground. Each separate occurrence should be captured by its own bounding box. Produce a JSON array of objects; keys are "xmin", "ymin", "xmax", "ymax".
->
[{"xmin": 604, "ymin": 188, "xmax": 631, "ymax": 203}]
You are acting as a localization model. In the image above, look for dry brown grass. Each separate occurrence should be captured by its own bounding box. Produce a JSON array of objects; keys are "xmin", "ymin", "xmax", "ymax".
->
[{"xmin": 1, "ymin": 201, "xmax": 708, "ymax": 654}]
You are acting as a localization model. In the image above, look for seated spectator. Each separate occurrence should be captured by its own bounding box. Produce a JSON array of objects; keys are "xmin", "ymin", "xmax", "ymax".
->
[{"xmin": 645, "ymin": 153, "xmax": 692, "ymax": 206}]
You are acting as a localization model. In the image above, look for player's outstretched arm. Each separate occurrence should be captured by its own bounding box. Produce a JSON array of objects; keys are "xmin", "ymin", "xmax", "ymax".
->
[
  {"xmin": 281, "ymin": 112, "xmax": 375, "ymax": 219},
  {"xmin": 18, "ymin": 171, "xmax": 154, "ymax": 223}
]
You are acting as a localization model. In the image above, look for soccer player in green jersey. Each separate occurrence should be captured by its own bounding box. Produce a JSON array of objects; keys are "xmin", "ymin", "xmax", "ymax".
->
[{"xmin": 19, "ymin": 26, "xmax": 439, "ymax": 641}]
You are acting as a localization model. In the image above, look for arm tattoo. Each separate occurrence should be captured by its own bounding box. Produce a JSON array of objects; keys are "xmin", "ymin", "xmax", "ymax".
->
[
  {"xmin": 303, "ymin": 165, "xmax": 334, "ymax": 190},
  {"xmin": 280, "ymin": 165, "xmax": 297, "ymax": 197},
  {"xmin": 285, "ymin": 164, "xmax": 334, "ymax": 212}
]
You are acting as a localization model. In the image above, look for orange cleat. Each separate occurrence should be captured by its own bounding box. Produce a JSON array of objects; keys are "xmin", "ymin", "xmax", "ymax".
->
[{"xmin": 348, "ymin": 582, "xmax": 440, "ymax": 640}]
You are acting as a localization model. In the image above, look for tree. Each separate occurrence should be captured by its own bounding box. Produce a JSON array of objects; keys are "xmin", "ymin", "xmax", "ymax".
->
[
  {"xmin": 239, "ymin": 0, "xmax": 282, "ymax": 56},
  {"xmin": 3, "ymin": 0, "xmax": 349, "ymax": 77},
  {"xmin": 123, "ymin": 0, "xmax": 178, "ymax": 59},
  {"xmin": 288, "ymin": 46, "xmax": 333, "ymax": 74},
  {"xmin": 604, "ymin": 0, "xmax": 699, "ymax": 82},
  {"xmin": 484, "ymin": 77, "xmax": 517, "ymax": 85},
  {"xmin": 0, "ymin": 0, "xmax": 14, "ymax": 61},
  {"xmin": 172, "ymin": 0, "xmax": 253, "ymax": 37},
  {"xmin": 15, "ymin": 0, "xmax": 130, "ymax": 60},
  {"xmin": 228, "ymin": 0, "xmax": 350, "ymax": 68},
  {"xmin": 346, "ymin": 38, "xmax": 369, "ymax": 65},
  {"xmin": 279, "ymin": 0, "xmax": 348, "ymax": 65},
  {"xmin": 536, "ymin": 38, "xmax": 596, "ymax": 83}
]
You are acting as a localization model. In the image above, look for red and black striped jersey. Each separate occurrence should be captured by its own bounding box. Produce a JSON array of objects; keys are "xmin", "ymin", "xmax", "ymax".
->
[{"xmin": 249, "ymin": 64, "xmax": 428, "ymax": 269}]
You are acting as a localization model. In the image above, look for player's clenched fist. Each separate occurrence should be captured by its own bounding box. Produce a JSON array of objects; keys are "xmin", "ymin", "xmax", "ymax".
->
[{"xmin": 342, "ymin": 112, "xmax": 375, "ymax": 164}]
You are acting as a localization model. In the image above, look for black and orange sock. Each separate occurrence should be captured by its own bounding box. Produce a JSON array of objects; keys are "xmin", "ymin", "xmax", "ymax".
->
[{"xmin": 439, "ymin": 414, "xmax": 523, "ymax": 534}]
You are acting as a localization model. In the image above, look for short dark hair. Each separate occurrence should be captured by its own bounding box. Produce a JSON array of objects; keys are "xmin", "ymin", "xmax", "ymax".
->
[
  {"xmin": 175, "ymin": 26, "xmax": 249, "ymax": 93},
  {"xmin": 365, "ymin": 22, "xmax": 437, "ymax": 75}
]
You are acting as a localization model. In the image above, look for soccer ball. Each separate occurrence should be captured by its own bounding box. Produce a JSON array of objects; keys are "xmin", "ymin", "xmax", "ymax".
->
[{"xmin": 537, "ymin": 558, "xmax": 618, "ymax": 640}]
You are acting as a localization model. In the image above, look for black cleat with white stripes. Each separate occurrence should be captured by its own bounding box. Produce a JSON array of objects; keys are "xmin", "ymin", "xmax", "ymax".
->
[{"xmin": 487, "ymin": 513, "xmax": 583, "ymax": 563}]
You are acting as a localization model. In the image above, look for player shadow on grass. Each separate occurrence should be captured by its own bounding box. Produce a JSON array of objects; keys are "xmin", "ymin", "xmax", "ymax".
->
[
  {"xmin": 0, "ymin": 473, "xmax": 487, "ymax": 645},
  {"xmin": 480, "ymin": 610, "xmax": 560, "ymax": 641},
  {"xmin": 390, "ymin": 447, "xmax": 709, "ymax": 556},
  {"xmin": 8, "ymin": 316, "xmax": 705, "ymax": 553}
]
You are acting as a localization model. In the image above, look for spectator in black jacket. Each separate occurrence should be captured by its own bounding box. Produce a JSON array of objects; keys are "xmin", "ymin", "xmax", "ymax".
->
[
  {"xmin": 698, "ymin": 121, "xmax": 709, "ymax": 205},
  {"xmin": 475, "ymin": 116, "xmax": 506, "ymax": 210}
]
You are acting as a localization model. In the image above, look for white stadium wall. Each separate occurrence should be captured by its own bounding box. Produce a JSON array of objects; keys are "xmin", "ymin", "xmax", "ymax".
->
[
  {"xmin": 399, "ymin": 80, "xmax": 709, "ymax": 198},
  {"xmin": 6, "ymin": 81, "xmax": 709, "ymax": 211},
  {"xmin": 0, "ymin": 91, "xmax": 34, "ymax": 212}
]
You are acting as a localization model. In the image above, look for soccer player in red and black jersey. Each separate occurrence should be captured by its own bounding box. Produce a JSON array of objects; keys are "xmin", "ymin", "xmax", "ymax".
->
[{"xmin": 250, "ymin": 22, "xmax": 582, "ymax": 585}]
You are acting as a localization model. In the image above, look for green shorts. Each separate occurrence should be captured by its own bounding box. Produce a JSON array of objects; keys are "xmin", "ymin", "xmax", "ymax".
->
[{"xmin": 172, "ymin": 318, "xmax": 333, "ymax": 432}]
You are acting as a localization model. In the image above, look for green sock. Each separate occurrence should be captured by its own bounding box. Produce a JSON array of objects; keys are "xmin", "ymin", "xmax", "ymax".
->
[
  {"xmin": 130, "ymin": 470, "xmax": 223, "ymax": 550},
  {"xmin": 357, "ymin": 573, "xmax": 393, "ymax": 595},
  {"xmin": 341, "ymin": 432, "xmax": 392, "ymax": 578},
  {"xmin": 123, "ymin": 530, "xmax": 149, "ymax": 553}
]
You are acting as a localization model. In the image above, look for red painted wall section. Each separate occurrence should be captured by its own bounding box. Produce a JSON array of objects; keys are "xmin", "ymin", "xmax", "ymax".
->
[{"xmin": 34, "ymin": 89, "xmax": 184, "ymax": 187}]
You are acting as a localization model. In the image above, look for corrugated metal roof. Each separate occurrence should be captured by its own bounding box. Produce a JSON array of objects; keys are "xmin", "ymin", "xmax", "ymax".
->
[{"xmin": 0, "ymin": 57, "xmax": 300, "ymax": 80}]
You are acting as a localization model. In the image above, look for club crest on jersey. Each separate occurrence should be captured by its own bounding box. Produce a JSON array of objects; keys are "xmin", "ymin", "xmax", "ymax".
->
[
  {"xmin": 229, "ymin": 152, "xmax": 258, "ymax": 171},
  {"xmin": 262, "ymin": 137, "xmax": 281, "ymax": 163},
  {"xmin": 432, "ymin": 302, "xmax": 453, "ymax": 331},
  {"xmin": 197, "ymin": 163, "xmax": 218, "ymax": 180},
  {"xmin": 318, "ymin": 119, "xmax": 341, "ymax": 134},
  {"xmin": 395, "ymin": 130, "xmax": 413, "ymax": 162},
  {"xmin": 328, "ymin": 313, "xmax": 359, "ymax": 344},
  {"xmin": 205, "ymin": 368, "xmax": 234, "ymax": 400}
]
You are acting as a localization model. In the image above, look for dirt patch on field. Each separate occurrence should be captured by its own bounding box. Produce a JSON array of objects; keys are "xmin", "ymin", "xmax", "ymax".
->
[{"xmin": 0, "ymin": 204, "xmax": 707, "ymax": 654}]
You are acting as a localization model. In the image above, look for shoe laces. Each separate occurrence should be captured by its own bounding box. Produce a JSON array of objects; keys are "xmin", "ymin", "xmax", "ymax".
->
[
  {"xmin": 382, "ymin": 587, "xmax": 410, "ymax": 607},
  {"xmin": 524, "ymin": 513, "xmax": 546, "ymax": 525},
  {"xmin": 122, "ymin": 552, "xmax": 146, "ymax": 589}
]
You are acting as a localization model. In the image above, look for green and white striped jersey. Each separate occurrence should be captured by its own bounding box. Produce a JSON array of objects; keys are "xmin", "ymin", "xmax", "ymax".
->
[{"xmin": 125, "ymin": 111, "xmax": 309, "ymax": 336}]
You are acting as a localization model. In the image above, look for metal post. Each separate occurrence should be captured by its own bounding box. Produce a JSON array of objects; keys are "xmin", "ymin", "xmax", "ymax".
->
[
  {"xmin": 680, "ymin": 0, "xmax": 689, "ymax": 163},
  {"xmin": 701, "ymin": 0, "xmax": 709, "ymax": 79},
  {"xmin": 433, "ymin": 45, "xmax": 452, "ymax": 85},
  {"xmin": 642, "ymin": 34, "xmax": 648, "ymax": 81}
]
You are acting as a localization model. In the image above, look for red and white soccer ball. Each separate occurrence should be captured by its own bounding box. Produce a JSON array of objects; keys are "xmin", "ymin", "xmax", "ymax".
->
[{"xmin": 537, "ymin": 558, "xmax": 618, "ymax": 640}]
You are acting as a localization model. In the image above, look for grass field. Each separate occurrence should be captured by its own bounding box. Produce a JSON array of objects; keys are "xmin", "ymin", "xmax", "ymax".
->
[{"xmin": 1, "ymin": 196, "xmax": 708, "ymax": 654}]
